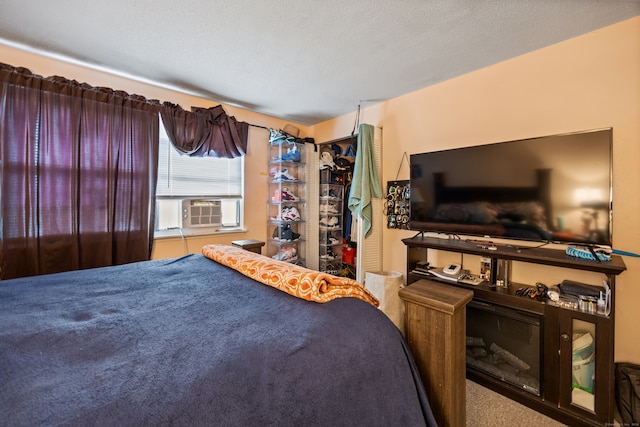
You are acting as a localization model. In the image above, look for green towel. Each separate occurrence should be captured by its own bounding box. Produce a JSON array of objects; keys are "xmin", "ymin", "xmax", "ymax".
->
[{"xmin": 348, "ymin": 124, "xmax": 382, "ymax": 237}]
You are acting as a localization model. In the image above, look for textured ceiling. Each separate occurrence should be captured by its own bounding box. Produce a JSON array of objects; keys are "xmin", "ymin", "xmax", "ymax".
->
[{"xmin": 1, "ymin": 0, "xmax": 639, "ymax": 125}]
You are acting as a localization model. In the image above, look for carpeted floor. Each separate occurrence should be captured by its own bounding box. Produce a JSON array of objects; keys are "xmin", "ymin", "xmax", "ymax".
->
[
  {"xmin": 466, "ymin": 380, "xmax": 567, "ymax": 426},
  {"xmin": 466, "ymin": 379, "xmax": 626, "ymax": 426}
]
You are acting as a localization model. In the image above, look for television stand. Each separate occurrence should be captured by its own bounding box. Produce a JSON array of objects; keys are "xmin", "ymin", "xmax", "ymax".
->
[{"xmin": 402, "ymin": 236, "xmax": 626, "ymax": 427}]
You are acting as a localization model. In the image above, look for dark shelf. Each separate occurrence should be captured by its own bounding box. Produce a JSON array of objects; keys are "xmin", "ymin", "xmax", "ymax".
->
[
  {"xmin": 402, "ymin": 236, "xmax": 626, "ymax": 276},
  {"xmin": 408, "ymin": 273, "xmax": 545, "ymax": 314}
]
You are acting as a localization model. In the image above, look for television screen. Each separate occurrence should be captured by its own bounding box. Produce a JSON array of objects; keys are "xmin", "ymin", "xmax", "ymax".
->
[{"xmin": 409, "ymin": 129, "xmax": 612, "ymax": 247}]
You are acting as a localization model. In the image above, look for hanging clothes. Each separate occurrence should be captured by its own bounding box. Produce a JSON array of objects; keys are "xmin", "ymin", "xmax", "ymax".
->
[{"xmin": 348, "ymin": 124, "xmax": 382, "ymax": 238}]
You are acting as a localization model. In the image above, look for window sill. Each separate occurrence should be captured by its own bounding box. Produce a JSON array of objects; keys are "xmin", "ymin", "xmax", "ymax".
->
[{"xmin": 154, "ymin": 227, "xmax": 247, "ymax": 240}]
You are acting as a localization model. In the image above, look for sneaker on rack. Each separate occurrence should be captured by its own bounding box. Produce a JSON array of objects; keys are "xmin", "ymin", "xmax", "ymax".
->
[
  {"xmin": 326, "ymin": 235, "xmax": 340, "ymax": 245},
  {"xmin": 319, "ymin": 152, "xmax": 337, "ymax": 171},
  {"xmin": 272, "ymin": 247, "xmax": 287, "ymax": 260},
  {"xmin": 282, "ymin": 206, "xmax": 301, "ymax": 221},
  {"xmin": 273, "ymin": 206, "xmax": 301, "ymax": 221},
  {"xmin": 272, "ymin": 247, "xmax": 298, "ymax": 262},
  {"xmin": 283, "ymin": 134, "xmax": 297, "ymax": 145},
  {"xmin": 273, "ymin": 168, "xmax": 297, "ymax": 182},
  {"xmin": 274, "ymin": 146, "xmax": 301, "ymax": 162},
  {"xmin": 320, "ymin": 188, "xmax": 339, "ymax": 200},
  {"xmin": 319, "ymin": 204, "xmax": 338, "ymax": 214},
  {"xmin": 279, "ymin": 225, "xmax": 292, "ymax": 241},
  {"xmin": 281, "ymin": 187, "xmax": 299, "ymax": 201},
  {"xmin": 271, "ymin": 206, "xmax": 290, "ymax": 221},
  {"xmin": 320, "ymin": 250, "xmax": 337, "ymax": 261},
  {"xmin": 319, "ymin": 216, "xmax": 339, "ymax": 229},
  {"xmin": 269, "ymin": 129, "xmax": 287, "ymax": 145},
  {"xmin": 279, "ymin": 224, "xmax": 301, "ymax": 241},
  {"xmin": 325, "ymin": 263, "xmax": 341, "ymax": 275},
  {"xmin": 282, "ymin": 146, "xmax": 301, "ymax": 162}
]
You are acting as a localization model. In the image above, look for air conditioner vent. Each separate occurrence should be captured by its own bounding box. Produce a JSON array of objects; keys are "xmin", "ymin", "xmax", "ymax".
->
[{"xmin": 181, "ymin": 199, "xmax": 222, "ymax": 228}]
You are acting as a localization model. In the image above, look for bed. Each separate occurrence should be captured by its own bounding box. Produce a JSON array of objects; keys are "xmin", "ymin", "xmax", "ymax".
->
[{"xmin": 0, "ymin": 245, "xmax": 436, "ymax": 426}]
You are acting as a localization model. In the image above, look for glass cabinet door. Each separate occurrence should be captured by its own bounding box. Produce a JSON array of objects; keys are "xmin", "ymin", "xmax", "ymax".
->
[
  {"xmin": 558, "ymin": 309, "xmax": 613, "ymax": 424},
  {"xmin": 571, "ymin": 319, "xmax": 596, "ymax": 412}
]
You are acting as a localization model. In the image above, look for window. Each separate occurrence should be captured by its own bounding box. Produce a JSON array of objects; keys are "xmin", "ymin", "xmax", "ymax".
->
[{"xmin": 155, "ymin": 121, "xmax": 244, "ymax": 236}]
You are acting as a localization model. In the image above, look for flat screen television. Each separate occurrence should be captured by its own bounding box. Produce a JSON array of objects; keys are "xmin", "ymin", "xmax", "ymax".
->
[{"xmin": 409, "ymin": 128, "xmax": 612, "ymax": 247}]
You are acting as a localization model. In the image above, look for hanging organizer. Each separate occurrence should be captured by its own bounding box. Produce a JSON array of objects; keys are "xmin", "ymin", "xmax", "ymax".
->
[{"xmin": 386, "ymin": 152, "xmax": 410, "ymax": 229}]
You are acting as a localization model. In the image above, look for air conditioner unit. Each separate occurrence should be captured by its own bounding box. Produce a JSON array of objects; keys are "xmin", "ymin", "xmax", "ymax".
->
[{"xmin": 181, "ymin": 199, "xmax": 222, "ymax": 228}]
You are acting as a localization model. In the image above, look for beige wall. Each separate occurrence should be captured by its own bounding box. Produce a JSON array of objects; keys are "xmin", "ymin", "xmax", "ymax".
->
[{"xmin": 312, "ymin": 17, "xmax": 640, "ymax": 363}]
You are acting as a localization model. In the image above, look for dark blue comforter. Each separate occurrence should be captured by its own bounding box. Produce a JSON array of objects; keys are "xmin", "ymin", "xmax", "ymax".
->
[{"xmin": 0, "ymin": 254, "xmax": 435, "ymax": 426}]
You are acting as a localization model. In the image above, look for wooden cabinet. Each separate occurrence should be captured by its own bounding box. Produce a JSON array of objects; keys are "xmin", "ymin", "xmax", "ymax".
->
[
  {"xmin": 399, "ymin": 279, "xmax": 473, "ymax": 427},
  {"xmin": 403, "ymin": 236, "xmax": 626, "ymax": 427}
]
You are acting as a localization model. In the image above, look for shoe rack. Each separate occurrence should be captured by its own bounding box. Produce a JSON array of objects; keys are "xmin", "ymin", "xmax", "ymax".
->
[
  {"xmin": 267, "ymin": 129, "xmax": 307, "ymax": 265},
  {"xmin": 319, "ymin": 180, "xmax": 344, "ymax": 274},
  {"xmin": 317, "ymin": 136, "xmax": 357, "ymax": 277}
]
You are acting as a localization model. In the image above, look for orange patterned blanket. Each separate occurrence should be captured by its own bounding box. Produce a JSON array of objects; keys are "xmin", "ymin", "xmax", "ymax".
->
[{"xmin": 201, "ymin": 244, "xmax": 379, "ymax": 307}]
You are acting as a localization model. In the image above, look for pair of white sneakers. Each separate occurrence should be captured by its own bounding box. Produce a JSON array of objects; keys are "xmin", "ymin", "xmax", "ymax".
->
[
  {"xmin": 319, "ymin": 152, "xmax": 337, "ymax": 171},
  {"xmin": 319, "ymin": 216, "xmax": 339, "ymax": 229},
  {"xmin": 319, "ymin": 204, "xmax": 338, "ymax": 214},
  {"xmin": 272, "ymin": 187, "xmax": 299, "ymax": 202},
  {"xmin": 272, "ymin": 168, "xmax": 297, "ymax": 182},
  {"xmin": 272, "ymin": 206, "xmax": 301, "ymax": 221}
]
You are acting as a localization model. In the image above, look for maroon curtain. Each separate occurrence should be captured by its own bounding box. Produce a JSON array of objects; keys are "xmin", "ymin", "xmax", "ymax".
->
[
  {"xmin": 160, "ymin": 103, "xmax": 248, "ymax": 158},
  {"xmin": 0, "ymin": 63, "xmax": 161, "ymax": 279}
]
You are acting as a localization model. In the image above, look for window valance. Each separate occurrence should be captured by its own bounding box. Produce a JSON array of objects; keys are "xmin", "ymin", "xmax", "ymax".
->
[
  {"xmin": 0, "ymin": 62, "xmax": 248, "ymax": 159},
  {"xmin": 160, "ymin": 103, "xmax": 248, "ymax": 158}
]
